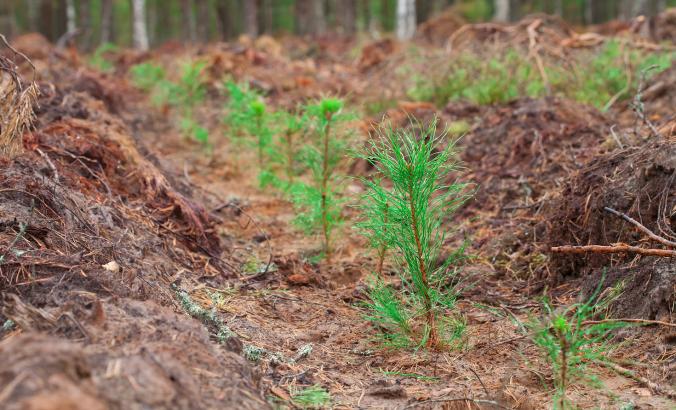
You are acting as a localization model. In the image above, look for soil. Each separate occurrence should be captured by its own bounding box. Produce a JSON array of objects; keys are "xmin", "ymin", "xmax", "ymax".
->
[{"xmin": 1, "ymin": 14, "xmax": 675, "ymax": 410}]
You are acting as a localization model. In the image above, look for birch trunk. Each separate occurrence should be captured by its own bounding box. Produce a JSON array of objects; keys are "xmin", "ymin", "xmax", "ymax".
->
[
  {"xmin": 494, "ymin": 0, "xmax": 509, "ymax": 22},
  {"xmin": 396, "ymin": 0, "xmax": 415, "ymax": 40},
  {"xmin": 101, "ymin": 0, "xmax": 113, "ymax": 43},
  {"xmin": 132, "ymin": 0, "xmax": 149, "ymax": 51},
  {"xmin": 66, "ymin": 0, "xmax": 77, "ymax": 33},
  {"xmin": 244, "ymin": 0, "xmax": 258, "ymax": 37}
]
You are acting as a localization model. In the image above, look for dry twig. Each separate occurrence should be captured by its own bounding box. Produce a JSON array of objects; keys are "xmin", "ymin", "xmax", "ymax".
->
[{"xmin": 551, "ymin": 244, "xmax": 676, "ymax": 257}]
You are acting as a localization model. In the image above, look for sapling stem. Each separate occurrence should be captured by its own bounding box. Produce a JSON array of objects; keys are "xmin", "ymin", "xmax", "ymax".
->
[
  {"xmin": 407, "ymin": 170, "xmax": 438, "ymax": 348},
  {"xmin": 285, "ymin": 129, "xmax": 294, "ymax": 184},
  {"xmin": 321, "ymin": 111, "xmax": 333, "ymax": 259}
]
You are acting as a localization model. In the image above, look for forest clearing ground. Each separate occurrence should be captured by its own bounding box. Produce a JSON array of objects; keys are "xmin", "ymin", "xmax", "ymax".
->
[{"xmin": 163, "ymin": 139, "xmax": 674, "ymax": 409}]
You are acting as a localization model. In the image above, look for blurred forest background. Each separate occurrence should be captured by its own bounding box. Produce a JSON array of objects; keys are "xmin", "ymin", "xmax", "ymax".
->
[{"xmin": 1, "ymin": 0, "xmax": 675, "ymax": 51}]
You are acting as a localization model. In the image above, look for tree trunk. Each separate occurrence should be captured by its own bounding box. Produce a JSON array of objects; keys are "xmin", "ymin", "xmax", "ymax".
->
[
  {"xmin": 79, "ymin": 0, "xmax": 92, "ymax": 49},
  {"xmin": 584, "ymin": 0, "xmax": 593, "ymax": 24},
  {"xmin": 26, "ymin": 0, "xmax": 42, "ymax": 32},
  {"xmin": 244, "ymin": 0, "xmax": 258, "ymax": 37},
  {"xmin": 132, "ymin": 0, "xmax": 149, "ymax": 50},
  {"xmin": 181, "ymin": 0, "xmax": 197, "ymax": 42},
  {"xmin": 311, "ymin": 0, "xmax": 326, "ymax": 35},
  {"xmin": 101, "ymin": 0, "xmax": 114, "ymax": 44},
  {"xmin": 493, "ymin": 0, "xmax": 509, "ymax": 21},
  {"xmin": 295, "ymin": 0, "xmax": 325, "ymax": 36},
  {"xmin": 215, "ymin": 2, "xmax": 228, "ymax": 39},
  {"xmin": 66, "ymin": 0, "xmax": 77, "ymax": 33},
  {"xmin": 195, "ymin": 0, "xmax": 211, "ymax": 41},
  {"xmin": 341, "ymin": 0, "xmax": 357, "ymax": 35},
  {"xmin": 262, "ymin": 0, "xmax": 273, "ymax": 34},
  {"xmin": 0, "ymin": 0, "xmax": 14, "ymax": 38},
  {"xmin": 396, "ymin": 0, "xmax": 416, "ymax": 40}
]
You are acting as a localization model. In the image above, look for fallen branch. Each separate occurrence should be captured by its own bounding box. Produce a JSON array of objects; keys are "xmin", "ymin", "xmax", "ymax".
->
[
  {"xmin": 550, "ymin": 245, "xmax": 676, "ymax": 257},
  {"xmin": 583, "ymin": 318, "xmax": 675, "ymax": 328},
  {"xmin": 595, "ymin": 360, "xmax": 676, "ymax": 400},
  {"xmin": 604, "ymin": 207, "xmax": 676, "ymax": 248}
]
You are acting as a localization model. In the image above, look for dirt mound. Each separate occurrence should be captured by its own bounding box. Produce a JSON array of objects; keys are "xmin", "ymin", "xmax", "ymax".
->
[
  {"xmin": 356, "ymin": 38, "xmax": 398, "ymax": 72},
  {"xmin": 544, "ymin": 138, "xmax": 676, "ymax": 319},
  {"xmin": 447, "ymin": 14, "xmax": 575, "ymax": 53},
  {"xmin": 417, "ymin": 9, "xmax": 466, "ymax": 45},
  {"xmin": 0, "ymin": 299, "xmax": 267, "ymax": 410},
  {"xmin": 460, "ymin": 97, "xmax": 608, "ymax": 213},
  {"xmin": 653, "ymin": 7, "xmax": 676, "ymax": 43},
  {"xmin": 452, "ymin": 98, "xmax": 609, "ymax": 279},
  {"xmin": 0, "ymin": 56, "xmax": 267, "ymax": 407}
]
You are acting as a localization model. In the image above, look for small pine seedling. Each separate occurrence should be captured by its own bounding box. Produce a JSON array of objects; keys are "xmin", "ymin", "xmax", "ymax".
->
[
  {"xmin": 524, "ymin": 279, "xmax": 631, "ymax": 409},
  {"xmin": 290, "ymin": 97, "xmax": 348, "ymax": 260},
  {"xmin": 291, "ymin": 385, "xmax": 331, "ymax": 409},
  {"xmin": 358, "ymin": 121, "xmax": 472, "ymax": 349},
  {"xmin": 129, "ymin": 62, "xmax": 172, "ymax": 107},
  {"xmin": 277, "ymin": 110, "xmax": 307, "ymax": 186}
]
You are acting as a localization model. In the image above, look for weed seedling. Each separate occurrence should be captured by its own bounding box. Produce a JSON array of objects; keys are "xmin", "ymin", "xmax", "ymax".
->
[
  {"xmin": 290, "ymin": 98, "xmax": 348, "ymax": 260},
  {"xmin": 524, "ymin": 281, "xmax": 631, "ymax": 409},
  {"xmin": 358, "ymin": 121, "xmax": 472, "ymax": 349},
  {"xmin": 291, "ymin": 385, "xmax": 331, "ymax": 409}
]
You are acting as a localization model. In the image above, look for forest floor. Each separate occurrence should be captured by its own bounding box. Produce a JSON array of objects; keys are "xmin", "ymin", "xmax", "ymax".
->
[{"xmin": 1, "ymin": 11, "xmax": 675, "ymax": 410}]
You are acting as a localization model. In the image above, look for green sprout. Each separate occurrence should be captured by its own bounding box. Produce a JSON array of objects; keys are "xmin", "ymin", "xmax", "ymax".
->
[
  {"xmin": 524, "ymin": 278, "xmax": 632, "ymax": 409},
  {"xmin": 289, "ymin": 97, "xmax": 349, "ymax": 260},
  {"xmin": 88, "ymin": 43, "xmax": 117, "ymax": 72},
  {"xmin": 357, "ymin": 120, "xmax": 472, "ymax": 349},
  {"xmin": 291, "ymin": 385, "xmax": 331, "ymax": 409},
  {"xmin": 129, "ymin": 62, "xmax": 172, "ymax": 107},
  {"xmin": 224, "ymin": 82, "xmax": 280, "ymax": 183},
  {"xmin": 277, "ymin": 110, "xmax": 307, "ymax": 186}
]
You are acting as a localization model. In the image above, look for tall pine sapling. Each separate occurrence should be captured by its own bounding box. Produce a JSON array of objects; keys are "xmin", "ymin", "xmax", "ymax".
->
[
  {"xmin": 358, "ymin": 122, "xmax": 472, "ymax": 349},
  {"xmin": 290, "ymin": 98, "xmax": 347, "ymax": 260}
]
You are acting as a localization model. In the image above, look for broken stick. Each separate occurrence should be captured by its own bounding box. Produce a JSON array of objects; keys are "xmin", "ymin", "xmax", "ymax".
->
[
  {"xmin": 604, "ymin": 207, "xmax": 676, "ymax": 248},
  {"xmin": 551, "ymin": 244, "xmax": 676, "ymax": 257}
]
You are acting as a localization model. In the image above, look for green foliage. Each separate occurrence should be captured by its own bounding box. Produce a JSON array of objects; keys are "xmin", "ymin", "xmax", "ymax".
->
[
  {"xmin": 129, "ymin": 62, "xmax": 172, "ymax": 107},
  {"xmin": 357, "ymin": 121, "xmax": 472, "ymax": 349},
  {"xmin": 224, "ymin": 81, "xmax": 279, "ymax": 178},
  {"xmin": 289, "ymin": 98, "xmax": 349, "ymax": 259},
  {"xmin": 524, "ymin": 280, "xmax": 632, "ymax": 409},
  {"xmin": 130, "ymin": 62, "xmax": 165, "ymax": 91},
  {"xmin": 572, "ymin": 40, "xmax": 673, "ymax": 109},
  {"xmin": 408, "ymin": 49, "xmax": 542, "ymax": 106},
  {"xmin": 291, "ymin": 385, "xmax": 331, "ymax": 409},
  {"xmin": 168, "ymin": 61, "xmax": 208, "ymax": 110},
  {"xmin": 224, "ymin": 81, "xmax": 262, "ymax": 141},
  {"xmin": 408, "ymin": 44, "xmax": 673, "ymax": 109},
  {"xmin": 88, "ymin": 43, "xmax": 117, "ymax": 72},
  {"xmin": 276, "ymin": 110, "xmax": 308, "ymax": 186}
]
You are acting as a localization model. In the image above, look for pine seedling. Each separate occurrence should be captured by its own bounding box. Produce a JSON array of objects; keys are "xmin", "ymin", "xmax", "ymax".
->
[
  {"xmin": 290, "ymin": 98, "xmax": 348, "ymax": 260},
  {"xmin": 524, "ymin": 279, "xmax": 632, "ymax": 409},
  {"xmin": 291, "ymin": 385, "xmax": 331, "ymax": 409},
  {"xmin": 358, "ymin": 121, "xmax": 472, "ymax": 349},
  {"xmin": 224, "ymin": 81, "xmax": 262, "ymax": 144},
  {"xmin": 278, "ymin": 110, "xmax": 307, "ymax": 186},
  {"xmin": 129, "ymin": 62, "xmax": 172, "ymax": 107}
]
